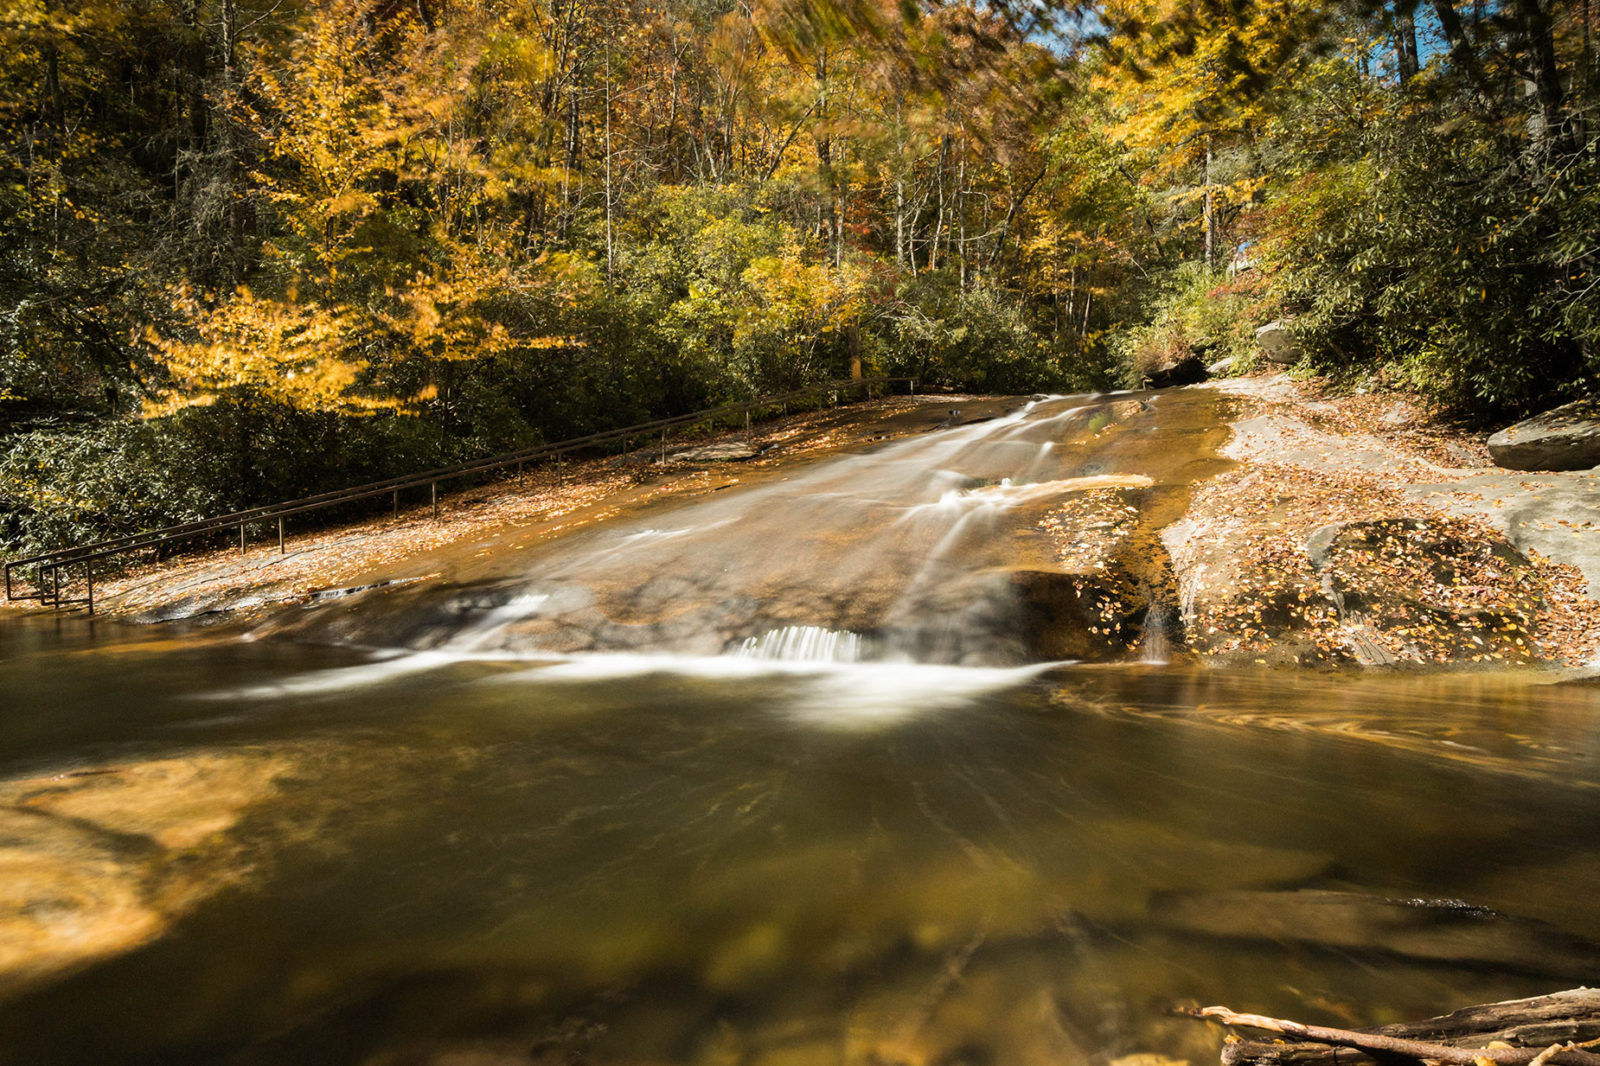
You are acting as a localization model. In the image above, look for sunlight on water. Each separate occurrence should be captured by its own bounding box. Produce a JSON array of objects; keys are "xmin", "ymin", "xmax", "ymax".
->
[{"xmin": 4, "ymin": 390, "xmax": 1600, "ymax": 1066}]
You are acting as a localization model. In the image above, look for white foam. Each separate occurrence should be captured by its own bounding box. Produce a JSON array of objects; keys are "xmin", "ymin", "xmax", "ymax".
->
[
  {"xmin": 215, "ymin": 649, "xmax": 478, "ymax": 698},
  {"xmin": 491, "ymin": 654, "xmax": 1068, "ymax": 727},
  {"xmin": 736, "ymin": 625, "xmax": 866, "ymax": 663},
  {"xmin": 774, "ymin": 660, "xmax": 1063, "ymax": 725}
]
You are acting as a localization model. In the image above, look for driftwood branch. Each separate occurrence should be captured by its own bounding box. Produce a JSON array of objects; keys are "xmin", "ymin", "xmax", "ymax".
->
[
  {"xmin": 1179, "ymin": 1001, "xmax": 1600, "ymax": 1066},
  {"xmin": 1194, "ymin": 989, "xmax": 1600, "ymax": 1066}
]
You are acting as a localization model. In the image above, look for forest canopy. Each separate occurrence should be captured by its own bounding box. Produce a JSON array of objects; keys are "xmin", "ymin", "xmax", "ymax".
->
[{"xmin": 2, "ymin": 0, "xmax": 1597, "ymax": 551}]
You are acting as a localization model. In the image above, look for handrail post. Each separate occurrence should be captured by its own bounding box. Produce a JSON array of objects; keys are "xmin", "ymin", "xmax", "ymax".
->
[
  {"xmin": 278, "ymin": 516, "xmax": 285, "ymax": 555},
  {"xmin": 431, "ymin": 481, "xmax": 438, "ymax": 519},
  {"xmin": 393, "ymin": 489, "xmax": 399, "ymax": 518},
  {"xmin": 239, "ymin": 523, "xmax": 246, "ymax": 556},
  {"xmin": 86, "ymin": 561, "xmax": 93, "ymax": 616}
]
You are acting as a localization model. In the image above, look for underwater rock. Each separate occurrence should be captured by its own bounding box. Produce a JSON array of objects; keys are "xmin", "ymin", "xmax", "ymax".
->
[
  {"xmin": 1147, "ymin": 889, "xmax": 1600, "ymax": 979},
  {"xmin": 0, "ymin": 752, "xmax": 287, "ymax": 999}
]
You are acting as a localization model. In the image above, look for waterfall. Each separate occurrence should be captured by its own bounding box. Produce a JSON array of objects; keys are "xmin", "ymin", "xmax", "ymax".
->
[
  {"xmin": 259, "ymin": 393, "xmax": 1161, "ymax": 674},
  {"xmin": 735, "ymin": 626, "xmax": 866, "ymax": 663},
  {"xmin": 1140, "ymin": 604, "xmax": 1171, "ymax": 665}
]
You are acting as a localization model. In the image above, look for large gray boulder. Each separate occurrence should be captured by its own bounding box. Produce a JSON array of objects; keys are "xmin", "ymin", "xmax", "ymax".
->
[
  {"xmin": 1487, "ymin": 399, "xmax": 1600, "ymax": 471},
  {"xmin": 1255, "ymin": 320, "xmax": 1302, "ymax": 364}
]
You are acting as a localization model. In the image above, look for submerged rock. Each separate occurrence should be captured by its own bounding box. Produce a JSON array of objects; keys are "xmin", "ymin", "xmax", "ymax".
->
[
  {"xmin": 0, "ymin": 752, "xmax": 287, "ymax": 999},
  {"xmin": 1487, "ymin": 399, "xmax": 1600, "ymax": 471},
  {"xmin": 1147, "ymin": 889, "xmax": 1600, "ymax": 979}
]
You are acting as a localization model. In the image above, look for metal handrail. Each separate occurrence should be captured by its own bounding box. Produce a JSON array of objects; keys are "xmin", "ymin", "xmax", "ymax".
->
[{"xmin": 4, "ymin": 376, "xmax": 915, "ymax": 613}]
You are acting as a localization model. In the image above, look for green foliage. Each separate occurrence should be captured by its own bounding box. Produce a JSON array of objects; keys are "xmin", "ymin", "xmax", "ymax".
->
[
  {"xmin": 1115, "ymin": 263, "xmax": 1268, "ymax": 385},
  {"xmin": 7, "ymin": 0, "xmax": 1600, "ymax": 554},
  {"xmin": 1262, "ymin": 63, "xmax": 1600, "ymax": 415}
]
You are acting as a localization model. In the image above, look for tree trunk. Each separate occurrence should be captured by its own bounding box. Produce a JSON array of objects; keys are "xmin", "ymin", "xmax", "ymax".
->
[
  {"xmin": 604, "ymin": 30, "xmax": 614, "ymax": 284},
  {"xmin": 1203, "ymin": 132, "xmax": 1214, "ymax": 270},
  {"xmin": 1393, "ymin": 1, "xmax": 1420, "ymax": 82},
  {"xmin": 957, "ymin": 134, "xmax": 968, "ymax": 289},
  {"xmin": 1429, "ymin": 0, "xmax": 1500, "ymax": 115},
  {"xmin": 1515, "ymin": 0, "xmax": 1572, "ymax": 155}
]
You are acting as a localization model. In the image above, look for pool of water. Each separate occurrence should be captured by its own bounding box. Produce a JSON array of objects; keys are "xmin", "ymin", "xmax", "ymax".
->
[
  {"xmin": 3, "ymin": 392, "xmax": 1598, "ymax": 1065},
  {"xmin": 1, "ymin": 616, "xmax": 1598, "ymax": 1066}
]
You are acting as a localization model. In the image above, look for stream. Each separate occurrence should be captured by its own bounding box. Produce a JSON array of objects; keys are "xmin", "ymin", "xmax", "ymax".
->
[{"xmin": 2, "ymin": 393, "xmax": 1599, "ymax": 1066}]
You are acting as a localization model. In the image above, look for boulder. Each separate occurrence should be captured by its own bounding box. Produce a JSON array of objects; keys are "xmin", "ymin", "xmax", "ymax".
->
[
  {"xmin": 1487, "ymin": 399, "xmax": 1600, "ymax": 471},
  {"xmin": 1303, "ymin": 516, "xmax": 1541, "ymax": 666},
  {"xmin": 1206, "ymin": 356, "xmax": 1234, "ymax": 377},
  {"xmin": 1143, "ymin": 353, "xmax": 1207, "ymax": 388},
  {"xmin": 1255, "ymin": 320, "xmax": 1302, "ymax": 365}
]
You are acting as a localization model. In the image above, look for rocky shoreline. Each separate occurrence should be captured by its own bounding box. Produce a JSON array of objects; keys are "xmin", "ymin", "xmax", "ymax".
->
[
  {"xmin": 1164, "ymin": 377, "xmax": 1600, "ymax": 673},
  {"xmin": 8, "ymin": 376, "xmax": 1599, "ymax": 675}
]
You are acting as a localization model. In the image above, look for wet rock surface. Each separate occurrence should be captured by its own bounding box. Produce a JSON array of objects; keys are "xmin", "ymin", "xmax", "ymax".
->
[{"xmin": 258, "ymin": 394, "xmax": 1231, "ymax": 667}]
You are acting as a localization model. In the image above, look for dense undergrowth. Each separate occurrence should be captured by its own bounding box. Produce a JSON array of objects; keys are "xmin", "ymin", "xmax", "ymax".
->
[{"xmin": 2, "ymin": 0, "xmax": 1596, "ymax": 553}]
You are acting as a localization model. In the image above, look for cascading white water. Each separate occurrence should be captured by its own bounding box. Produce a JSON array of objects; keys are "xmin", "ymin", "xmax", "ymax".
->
[
  {"xmin": 735, "ymin": 625, "xmax": 866, "ymax": 663},
  {"xmin": 1140, "ymin": 605, "xmax": 1170, "ymax": 665},
  {"xmin": 248, "ymin": 393, "xmax": 1172, "ymax": 695},
  {"xmin": 381, "ymin": 396, "xmax": 1108, "ymax": 665}
]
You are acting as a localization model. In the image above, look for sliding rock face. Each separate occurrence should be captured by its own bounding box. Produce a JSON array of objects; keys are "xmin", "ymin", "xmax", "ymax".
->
[{"xmin": 1488, "ymin": 399, "xmax": 1600, "ymax": 471}]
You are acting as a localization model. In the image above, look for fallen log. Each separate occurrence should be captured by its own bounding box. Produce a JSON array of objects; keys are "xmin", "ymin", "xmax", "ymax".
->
[{"xmin": 1177, "ymin": 989, "xmax": 1600, "ymax": 1066}]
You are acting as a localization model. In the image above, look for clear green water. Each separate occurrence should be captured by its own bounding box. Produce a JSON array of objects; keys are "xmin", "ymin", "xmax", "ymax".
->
[{"xmin": 1, "ymin": 616, "xmax": 1599, "ymax": 1066}]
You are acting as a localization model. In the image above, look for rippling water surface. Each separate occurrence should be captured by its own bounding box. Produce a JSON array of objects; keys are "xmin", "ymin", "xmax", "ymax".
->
[
  {"xmin": 4, "ymin": 620, "xmax": 1599, "ymax": 1066},
  {"xmin": 2, "ymin": 394, "xmax": 1598, "ymax": 1066}
]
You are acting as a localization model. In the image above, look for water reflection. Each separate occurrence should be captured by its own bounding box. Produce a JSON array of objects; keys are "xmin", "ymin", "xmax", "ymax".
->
[
  {"xmin": 0, "ymin": 621, "xmax": 1598, "ymax": 1065},
  {"xmin": 1, "ymin": 387, "xmax": 1597, "ymax": 1065}
]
